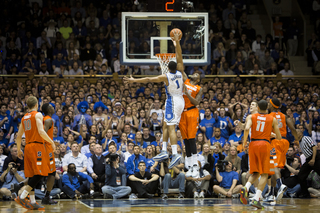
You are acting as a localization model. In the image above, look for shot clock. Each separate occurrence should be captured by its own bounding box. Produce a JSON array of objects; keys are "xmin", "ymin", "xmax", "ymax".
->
[{"xmin": 147, "ymin": 0, "xmax": 183, "ymax": 12}]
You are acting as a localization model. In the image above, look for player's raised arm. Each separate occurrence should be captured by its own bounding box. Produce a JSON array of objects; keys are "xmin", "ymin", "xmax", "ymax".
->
[
  {"xmin": 123, "ymin": 74, "xmax": 168, "ymax": 85},
  {"xmin": 242, "ymin": 115, "xmax": 252, "ymax": 146},
  {"xmin": 272, "ymin": 117, "xmax": 282, "ymax": 140},
  {"xmin": 16, "ymin": 123, "xmax": 25, "ymax": 159},
  {"xmin": 35, "ymin": 112, "xmax": 55, "ymax": 149},
  {"xmin": 172, "ymin": 32, "xmax": 187, "ymax": 82}
]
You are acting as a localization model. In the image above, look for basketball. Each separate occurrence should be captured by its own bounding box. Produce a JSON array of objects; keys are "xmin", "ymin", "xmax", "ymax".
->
[{"xmin": 170, "ymin": 28, "xmax": 182, "ymax": 40}]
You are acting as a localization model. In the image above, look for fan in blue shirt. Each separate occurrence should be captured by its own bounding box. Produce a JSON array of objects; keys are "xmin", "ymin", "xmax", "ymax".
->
[
  {"xmin": 228, "ymin": 126, "xmax": 244, "ymax": 147},
  {"xmin": 215, "ymin": 108, "xmax": 234, "ymax": 140},
  {"xmin": 199, "ymin": 108, "xmax": 217, "ymax": 140},
  {"xmin": 210, "ymin": 128, "xmax": 227, "ymax": 148}
]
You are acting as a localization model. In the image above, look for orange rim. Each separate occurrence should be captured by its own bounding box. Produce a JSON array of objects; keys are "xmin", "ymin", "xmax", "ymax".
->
[{"xmin": 155, "ymin": 53, "xmax": 176, "ymax": 61}]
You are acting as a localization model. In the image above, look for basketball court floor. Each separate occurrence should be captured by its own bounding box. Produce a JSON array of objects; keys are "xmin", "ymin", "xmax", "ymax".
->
[{"xmin": 1, "ymin": 198, "xmax": 319, "ymax": 212}]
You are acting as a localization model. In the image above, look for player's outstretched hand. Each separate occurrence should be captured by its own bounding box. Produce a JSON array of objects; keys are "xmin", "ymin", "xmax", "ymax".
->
[{"xmin": 123, "ymin": 75, "xmax": 134, "ymax": 84}]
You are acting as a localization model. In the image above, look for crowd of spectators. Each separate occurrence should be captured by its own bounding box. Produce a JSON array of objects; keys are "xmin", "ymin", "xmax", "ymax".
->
[
  {"xmin": 0, "ymin": 0, "xmax": 320, "ymax": 201},
  {"xmin": 0, "ymin": 75, "xmax": 319, "ymax": 199}
]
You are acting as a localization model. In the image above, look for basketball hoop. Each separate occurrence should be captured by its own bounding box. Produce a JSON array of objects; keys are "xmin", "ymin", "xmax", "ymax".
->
[{"xmin": 156, "ymin": 53, "xmax": 176, "ymax": 74}]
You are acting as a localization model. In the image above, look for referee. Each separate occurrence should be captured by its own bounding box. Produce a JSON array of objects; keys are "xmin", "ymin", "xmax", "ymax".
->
[{"xmin": 297, "ymin": 129, "xmax": 320, "ymax": 197}]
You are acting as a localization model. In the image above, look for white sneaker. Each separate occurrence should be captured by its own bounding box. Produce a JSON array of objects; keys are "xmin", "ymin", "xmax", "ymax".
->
[
  {"xmin": 263, "ymin": 195, "xmax": 276, "ymax": 205},
  {"xmin": 192, "ymin": 164, "xmax": 199, "ymax": 178},
  {"xmin": 199, "ymin": 191, "xmax": 205, "ymax": 198},
  {"xmin": 276, "ymin": 184, "xmax": 287, "ymax": 201},
  {"xmin": 186, "ymin": 166, "xmax": 193, "ymax": 177},
  {"xmin": 194, "ymin": 191, "xmax": 199, "ymax": 198}
]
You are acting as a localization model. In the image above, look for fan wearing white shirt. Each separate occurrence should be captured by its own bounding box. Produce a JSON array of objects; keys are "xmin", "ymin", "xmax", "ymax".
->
[
  {"xmin": 248, "ymin": 64, "xmax": 264, "ymax": 75},
  {"xmin": 39, "ymin": 63, "xmax": 50, "ymax": 75},
  {"xmin": 279, "ymin": 62, "xmax": 294, "ymax": 76}
]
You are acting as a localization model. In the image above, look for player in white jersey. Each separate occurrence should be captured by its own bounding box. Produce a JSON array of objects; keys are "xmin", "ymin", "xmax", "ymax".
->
[{"xmin": 124, "ymin": 33, "xmax": 187, "ymax": 168}]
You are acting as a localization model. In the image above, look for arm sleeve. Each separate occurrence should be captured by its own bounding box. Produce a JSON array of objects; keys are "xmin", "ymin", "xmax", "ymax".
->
[{"xmin": 62, "ymin": 174, "xmax": 76, "ymax": 191}]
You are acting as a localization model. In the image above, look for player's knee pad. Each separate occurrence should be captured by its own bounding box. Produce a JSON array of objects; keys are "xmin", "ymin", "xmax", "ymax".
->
[
  {"xmin": 49, "ymin": 171, "xmax": 56, "ymax": 177},
  {"xmin": 28, "ymin": 175, "xmax": 43, "ymax": 188}
]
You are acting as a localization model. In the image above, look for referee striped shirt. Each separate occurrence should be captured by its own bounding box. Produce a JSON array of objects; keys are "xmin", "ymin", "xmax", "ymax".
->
[{"xmin": 299, "ymin": 136, "xmax": 317, "ymax": 159}]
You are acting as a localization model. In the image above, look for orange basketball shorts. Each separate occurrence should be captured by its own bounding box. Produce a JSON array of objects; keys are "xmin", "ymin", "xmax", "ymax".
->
[
  {"xmin": 271, "ymin": 138, "xmax": 290, "ymax": 169},
  {"xmin": 24, "ymin": 142, "xmax": 50, "ymax": 178},
  {"xmin": 249, "ymin": 140, "xmax": 271, "ymax": 175},
  {"xmin": 45, "ymin": 142, "xmax": 56, "ymax": 173},
  {"xmin": 179, "ymin": 108, "xmax": 199, "ymax": 140}
]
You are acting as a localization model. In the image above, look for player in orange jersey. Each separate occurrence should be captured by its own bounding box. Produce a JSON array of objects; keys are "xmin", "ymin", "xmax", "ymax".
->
[
  {"xmin": 14, "ymin": 96, "xmax": 55, "ymax": 211},
  {"xmin": 169, "ymin": 31, "xmax": 204, "ymax": 178},
  {"xmin": 265, "ymin": 98, "xmax": 299, "ymax": 202},
  {"xmin": 240, "ymin": 100, "xmax": 281, "ymax": 209},
  {"xmin": 179, "ymin": 71, "xmax": 203, "ymax": 177},
  {"xmin": 41, "ymin": 103, "xmax": 58, "ymax": 205}
]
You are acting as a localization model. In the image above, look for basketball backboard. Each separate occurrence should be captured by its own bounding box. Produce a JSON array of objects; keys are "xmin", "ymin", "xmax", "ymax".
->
[{"xmin": 120, "ymin": 12, "xmax": 210, "ymax": 66}]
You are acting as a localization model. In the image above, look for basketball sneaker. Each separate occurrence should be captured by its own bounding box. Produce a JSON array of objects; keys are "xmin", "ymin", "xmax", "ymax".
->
[
  {"xmin": 263, "ymin": 195, "xmax": 276, "ymax": 205},
  {"xmin": 276, "ymin": 184, "xmax": 287, "ymax": 201},
  {"xmin": 250, "ymin": 199, "xmax": 264, "ymax": 209},
  {"xmin": 42, "ymin": 196, "xmax": 58, "ymax": 205},
  {"xmin": 30, "ymin": 202, "xmax": 45, "ymax": 210},
  {"xmin": 153, "ymin": 151, "xmax": 169, "ymax": 162},
  {"xmin": 240, "ymin": 187, "xmax": 249, "ymax": 205},
  {"xmin": 168, "ymin": 154, "xmax": 181, "ymax": 169},
  {"xmin": 14, "ymin": 196, "xmax": 33, "ymax": 209},
  {"xmin": 199, "ymin": 191, "xmax": 205, "ymax": 198}
]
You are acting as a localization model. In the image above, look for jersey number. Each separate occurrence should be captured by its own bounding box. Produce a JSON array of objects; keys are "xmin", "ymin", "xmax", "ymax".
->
[
  {"xmin": 277, "ymin": 119, "xmax": 283, "ymax": 128},
  {"xmin": 256, "ymin": 121, "xmax": 265, "ymax": 132},
  {"xmin": 175, "ymin": 80, "xmax": 180, "ymax": 89},
  {"xmin": 24, "ymin": 119, "xmax": 31, "ymax": 131}
]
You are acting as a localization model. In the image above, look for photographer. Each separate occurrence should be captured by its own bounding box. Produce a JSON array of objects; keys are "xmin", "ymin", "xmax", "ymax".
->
[
  {"xmin": 101, "ymin": 152, "xmax": 131, "ymax": 199},
  {"xmin": 0, "ymin": 161, "xmax": 25, "ymax": 200},
  {"xmin": 213, "ymin": 161, "xmax": 242, "ymax": 198},
  {"xmin": 129, "ymin": 161, "xmax": 159, "ymax": 198},
  {"xmin": 87, "ymin": 144, "xmax": 105, "ymax": 193},
  {"xmin": 103, "ymin": 141, "xmax": 126, "ymax": 167},
  {"xmin": 2, "ymin": 145, "xmax": 24, "ymax": 172}
]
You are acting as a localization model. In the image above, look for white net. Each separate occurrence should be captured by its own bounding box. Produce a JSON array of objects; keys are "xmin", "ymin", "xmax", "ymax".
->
[{"xmin": 156, "ymin": 53, "xmax": 176, "ymax": 74}]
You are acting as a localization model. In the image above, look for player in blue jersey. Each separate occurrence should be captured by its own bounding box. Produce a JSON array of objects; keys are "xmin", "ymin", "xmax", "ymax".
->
[{"xmin": 123, "ymin": 34, "xmax": 186, "ymax": 169}]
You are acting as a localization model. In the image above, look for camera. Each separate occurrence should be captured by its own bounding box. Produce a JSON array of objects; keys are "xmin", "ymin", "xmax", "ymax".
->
[
  {"xmin": 10, "ymin": 162, "xmax": 19, "ymax": 169},
  {"xmin": 286, "ymin": 156, "xmax": 294, "ymax": 166},
  {"xmin": 106, "ymin": 153, "xmax": 119, "ymax": 163},
  {"xmin": 216, "ymin": 160, "xmax": 229, "ymax": 172}
]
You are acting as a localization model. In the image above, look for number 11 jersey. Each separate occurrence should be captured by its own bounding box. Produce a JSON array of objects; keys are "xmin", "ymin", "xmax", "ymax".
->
[{"xmin": 251, "ymin": 113, "xmax": 274, "ymax": 142}]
